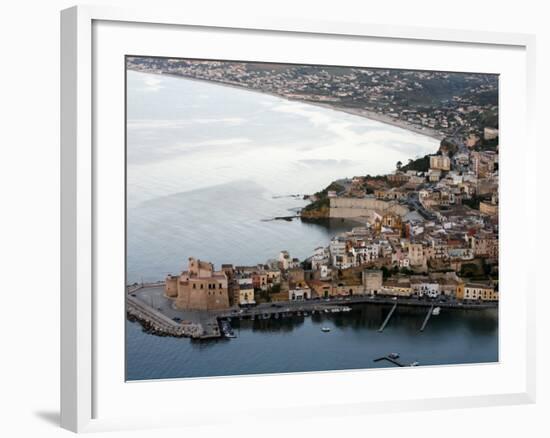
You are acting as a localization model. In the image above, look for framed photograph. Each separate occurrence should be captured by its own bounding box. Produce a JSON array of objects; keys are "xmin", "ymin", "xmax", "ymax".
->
[{"xmin": 61, "ymin": 5, "xmax": 536, "ymax": 433}]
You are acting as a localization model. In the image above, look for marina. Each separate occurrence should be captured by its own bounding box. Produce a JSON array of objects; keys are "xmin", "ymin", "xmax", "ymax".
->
[
  {"xmin": 126, "ymin": 296, "xmax": 498, "ymax": 380},
  {"xmin": 127, "ymin": 284, "xmax": 497, "ymax": 340}
]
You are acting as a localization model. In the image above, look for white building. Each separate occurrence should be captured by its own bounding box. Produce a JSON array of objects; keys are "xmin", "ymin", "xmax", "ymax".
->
[
  {"xmin": 351, "ymin": 243, "xmax": 379, "ymax": 265},
  {"xmin": 289, "ymin": 287, "xmax": 311, "ymax": 301},
  {"xmin": 311, "ymin": 246, "xmax": 330, "ymax": 270},
  {"xmin": 320, "ymin": 265, "xmax": 331, "ymax": 280},
  {"xmin": 412, "ymin": 281, "xmax": 440, "ymax": 298},
  {"xmin": 278, "ymin": 250, "xmax": 290, "ymax": 270},
  {"xmin": 448, "ymin": 248, "xmax": 474, "ymax": 260},
  {"xmin": 329, "ymin": 237, "xmax": 348, "ymax": 267},
  {"xmin": 238, "ymin": 277, "xmax": 255, "ymax": 305}
]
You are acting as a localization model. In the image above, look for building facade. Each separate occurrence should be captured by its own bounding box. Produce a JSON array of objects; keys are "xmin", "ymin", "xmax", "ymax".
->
[{"xmin": 166, "ymin": 258, "xmax": 230, "ymax": 311}]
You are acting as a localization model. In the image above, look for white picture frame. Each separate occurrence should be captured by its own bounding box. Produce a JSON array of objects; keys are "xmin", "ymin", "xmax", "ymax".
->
[{"xmin": 61, "ymin": 4, "xmax": 537, "ymax": 433}]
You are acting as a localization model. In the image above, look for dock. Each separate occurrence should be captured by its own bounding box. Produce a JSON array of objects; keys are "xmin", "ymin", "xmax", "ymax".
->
[
  {"xmin": 419, "ymin": 305, "xmax": 434, "ymax": 332},
  {"xmin": 378, "ymin": 303, "xmax": 397, "ymax": 332},
  {"xmin": 217, "ymin": 304, "xmax": 348, "ymax": 320}
]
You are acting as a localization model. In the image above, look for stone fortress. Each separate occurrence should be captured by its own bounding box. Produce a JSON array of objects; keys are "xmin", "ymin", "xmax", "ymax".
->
[
  {"xmin": 329, "ymin": 197, "xmax": 409, "ymax": 219},
  {"xmin": 165, "ymin": 257, "xmax": 230, "ymax": 311}
]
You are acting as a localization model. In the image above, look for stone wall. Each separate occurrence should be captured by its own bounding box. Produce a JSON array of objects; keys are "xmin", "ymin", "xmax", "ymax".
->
[
  {"xmin": 329, "ymin": 197, "xmax": 408, "ymax": 218},
  {"xmin": 164, "ymin": 276, "xmax": 178, "ymax": 298}
]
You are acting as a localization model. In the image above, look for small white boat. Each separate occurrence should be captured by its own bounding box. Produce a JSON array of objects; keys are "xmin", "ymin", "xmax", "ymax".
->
[
  {"xmin": 410, "ymin": 361, "xmax": 419, "ymax": 367},
  {"xmin": 341, "ymin": 306, "xmax": 351, "ymax": 312},
  {"xmin": 432, "ymin": 306, "xmax": 441, "ymax": 316},
  {"xmin": 321, "ymin": 327, "xmax": 331, "ymax": 333}
]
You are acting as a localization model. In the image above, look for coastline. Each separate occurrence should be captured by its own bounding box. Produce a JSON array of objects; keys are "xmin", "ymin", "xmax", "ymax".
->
[
  {"xmin": 306, "ymin": 102, "xmax": 445, "ymax": 141},
  {"xmin": 126, "ymin": 68, "xmax": 446, "ymax": 282},
  {"xmin": 128, "ymin": 68, "xmax": 445, "ymax": 143}
]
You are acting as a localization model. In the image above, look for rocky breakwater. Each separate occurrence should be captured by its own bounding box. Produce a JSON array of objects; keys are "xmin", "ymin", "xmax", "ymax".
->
[{"xmin": 126, "ymin": 295, "xmax": 205, "ymax": 338}]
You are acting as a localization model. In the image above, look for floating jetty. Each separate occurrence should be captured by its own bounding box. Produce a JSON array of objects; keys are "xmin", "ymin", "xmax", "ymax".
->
[
  {"xmin": 378, "ymin": 302, "xmax": 397, "ymax": 332},
  {"xmin": 419, "ymin": 305, "xmax": 435, "ymax": 332}
]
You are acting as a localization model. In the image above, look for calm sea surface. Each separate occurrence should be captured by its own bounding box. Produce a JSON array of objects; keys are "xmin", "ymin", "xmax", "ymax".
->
[
  {"xmin": 126, "ymin": 305, "xmax": 498, "ymax": 380},
  {"xmin": 126, "ymin": 70, "xmax": 497, "ymax": 380},
  {"xmin": 126, "ymin": 70, "xmax": 438, "ymax": 283}
]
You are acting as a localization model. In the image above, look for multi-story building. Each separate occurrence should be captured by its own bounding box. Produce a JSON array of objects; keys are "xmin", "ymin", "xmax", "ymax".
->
[
  {"xmin": 480, "ymin": 200, "xmax": 498, "ymax": 216},
  {"xmin": 330, "ymin": 236, "xmax": 349, "ymax": 268},
  {"xmin": 380, "ymin": 280, "xmax": 412, "ymax": 297},
  {"xmin": 265, "ymin": 269, "xmax": 282, "ymax": 285},
  {"xmin": 430, "ymin": 154, "xmax": 451, "ymax": 171},
  {"xmin": 428, "ymin": 169, "xmax": 442, "ymax": 182},
  {"xmin": 351, "ymin": 243, "xmax": 379, "ymax": 265},
  {"xmin": 252, "ymin": 272, "xmax": 268, "ymax": 290},
  {"xmin": 288, "ymin": 267, "xmax": 306, "ymax": 287},
  {"xmin": 407, "ymin": 242, "xmax": 425, "ymax": 267},
  {"xmin": 311, "ymin": 246, "xmax": 330, "ymax": 270},
  {"xmin": 237, "ymin": 277, "xmax": 255, "ymax": 305},
  {"xmin": 278, "ymin": 250, "xmax": 291, "ymax": 270},
  {"xmin": 460, "ymin": 283, "xmax": 498, "ymax": 301},
  {"xmin": 471, "ymin": 234, "xmax": 498, "ymax": 258}
]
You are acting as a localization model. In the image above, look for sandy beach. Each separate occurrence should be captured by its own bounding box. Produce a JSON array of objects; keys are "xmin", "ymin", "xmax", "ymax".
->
[{"xmin": 305, "ymin": 102, "xmax": 445, "ymax": 141}]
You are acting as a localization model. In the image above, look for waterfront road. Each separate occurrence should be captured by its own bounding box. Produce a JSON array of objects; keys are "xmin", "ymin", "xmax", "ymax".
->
[
  {"xmin": 216, "ymin": 293, "xmax": 497, "ymax": 320},
  {"xmin": 129, "ymin": 284, "xmax": 497, "ymax": 328}
]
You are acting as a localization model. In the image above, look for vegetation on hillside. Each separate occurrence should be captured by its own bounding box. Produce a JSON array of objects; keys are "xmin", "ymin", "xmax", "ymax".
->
[
  {"xmin": 401, "ymin": 155, "xmax": 430, "ymax": 173},
  {"xmin": 301, "ymin": 181, "xmax": 344, "ymax": 218}
]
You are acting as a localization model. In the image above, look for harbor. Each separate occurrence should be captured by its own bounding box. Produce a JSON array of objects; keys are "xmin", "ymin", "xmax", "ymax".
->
[
  {"xmin": 127, "ymin": 283, "xmax": 497, "ymax": 340},
  {"xmin": 126, "ymin": 292, "xmax": 498, "ymax": 380},
  {"xmin": 124, "ymin": 65, "xmax": 500, "ymax": 381}
]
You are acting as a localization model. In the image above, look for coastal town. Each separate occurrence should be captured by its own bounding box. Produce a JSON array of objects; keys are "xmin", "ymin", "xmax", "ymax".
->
[
  {"xmin": 127, "ymin": 56, "xmax": 498, "ymax": 141},
  {"xmin": 126, "ymin": 58, "xmax": 498, "ymax": 342}
]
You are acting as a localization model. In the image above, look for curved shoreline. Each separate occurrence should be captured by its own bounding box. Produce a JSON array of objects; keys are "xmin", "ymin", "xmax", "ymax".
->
[{"xmin": 128, "ymin": 69, "xmax": 445, "ymax": 143}]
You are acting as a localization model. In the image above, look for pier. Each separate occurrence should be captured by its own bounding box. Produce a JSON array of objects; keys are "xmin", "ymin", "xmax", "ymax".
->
[
  {"xmin": 419, "ymin": 305, "xmax": 434, "ymax": 332},
  {"xmin": 126, "ymin": 295, "xmax": 188, "ymax": 337},
  {"xmin": 378, "ymin": 303, "xmax": 397, "ymax": 332},
  {"xmin": 127, "ymin": 290, "xmax": 221, "ymax": 339}
]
